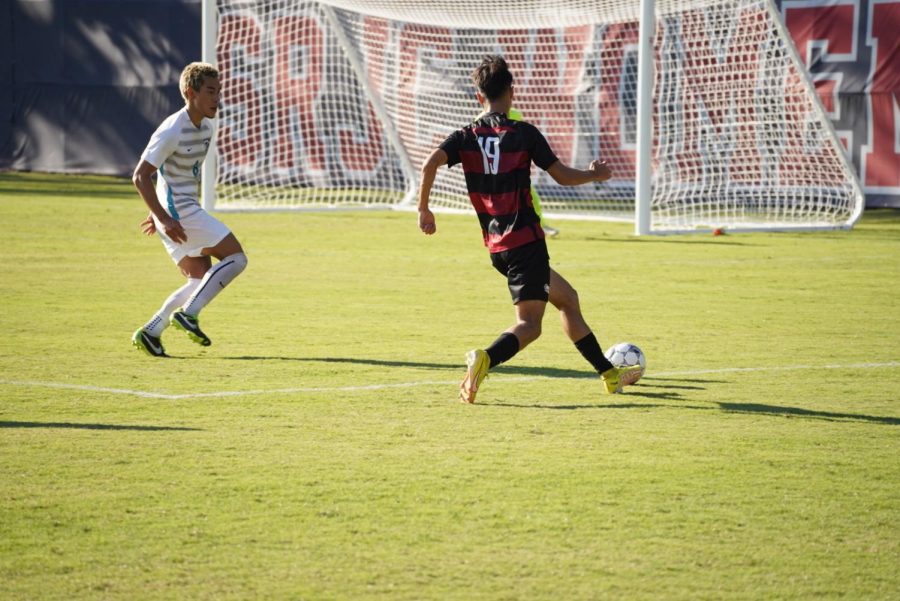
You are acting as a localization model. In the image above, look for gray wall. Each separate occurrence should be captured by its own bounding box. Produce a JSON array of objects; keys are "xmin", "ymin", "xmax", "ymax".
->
[{"xmin": 0, "ymin": 0, "xmax": 201, "ymax": 175}]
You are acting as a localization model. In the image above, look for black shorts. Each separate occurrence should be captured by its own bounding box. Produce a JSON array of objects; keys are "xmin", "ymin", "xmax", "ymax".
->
[{"xmin": 490, "ymin": 239, "xmax": 550, "ymax": 304}]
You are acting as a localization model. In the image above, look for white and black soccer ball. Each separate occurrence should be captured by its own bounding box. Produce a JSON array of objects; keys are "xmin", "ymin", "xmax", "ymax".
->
[{"xmin": 604, "ymin": 342, "xmax": 646, "ymax": 382}]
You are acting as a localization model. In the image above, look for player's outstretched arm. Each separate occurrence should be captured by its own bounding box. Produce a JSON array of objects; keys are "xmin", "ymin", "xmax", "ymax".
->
[
  {"xmin": 418, "ymin": 148, "xmax": 448, "ymax": 235},
  {"xmin": 547, "ymin": 159, "xmax": 611, "ymax": 186}
]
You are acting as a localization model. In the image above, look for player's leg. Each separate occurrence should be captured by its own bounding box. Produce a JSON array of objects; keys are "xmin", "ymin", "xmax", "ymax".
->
[
  {"xmin": 132, "ymin": 220, "xmax": 212, "ymax": 357},
  {"xmin": 179, "ymin": 233, "xmax": 247, "ymax": 316},
  {"xmin": 169, "ymin": 254, "xmax": 221, "ymax": 346},
  {"xmin": 460, "ymin": 240, "xmax": 550, "ymax": 403},
  {"xmin": 548, "ymin": 268, "xmax": 640, "ymax": 393},
  {"xmin": 502, "ymin": 299, "xmax": 546, "ymax": 352},
  {"xmin": 461, "ymin": 300, "xmax": 547, "ymax": 404},
  {"xmin": 170, "ymin": 214, "xmax": 248, "ymax": 346},
  {"xmin": 132, "ymin": 273, "xmax": 204, "ymax": 357},
  {"xmin": 548, "ymin": 268, "xmax": 592, "ymax": 342},
  {"xmin": 548, "ymin": 268, "xmax": 612, "ymax": 373}
]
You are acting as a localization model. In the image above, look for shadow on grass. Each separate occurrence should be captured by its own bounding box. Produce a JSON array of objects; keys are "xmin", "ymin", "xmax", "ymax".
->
[
  {"xmin": 493, "ymin": 389, "xmax": 689, "ymax": 409},
  {"xmin": 223, "ymin": 355, "xmax": 595, "ymax": 379},
  {"xmin": 715, "ymin": 403, "xmax": 900, "ymax": 425},
  {"xmin": 227, "ymin": 356, "xmax": 723, "ymax": 386},
  {"xmin": 641, "ymin": 376, "xmax": 726, "ymax": 384},
  {"xmin": 218, "ymin": 355, "xmax": 899, "ymax": 425},
  {"xmin": 632, "ymin": 381, "xmax": 708, "ymax": 390},
  {"xmin": 492, "ymin": 402, "xmax": 675, "ymax": 410},
  {"xmin": 489, "ymin": 397, "xmax": 899, "ymax": 425},
  {"xmin": 0, "ymin": 421, "xmax": 201, "ymax": 431}
]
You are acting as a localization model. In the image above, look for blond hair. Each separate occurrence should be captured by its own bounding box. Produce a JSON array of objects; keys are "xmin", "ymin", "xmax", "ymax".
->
[{"xmin": 179, "ymin": 62, "xmax": 219, "ymax": 101}]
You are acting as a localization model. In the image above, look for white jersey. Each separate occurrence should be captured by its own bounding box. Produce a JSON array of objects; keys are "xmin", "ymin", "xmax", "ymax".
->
[{"xmin": 141, "ymin": 107, "xmax": 215, "ymax": 220}]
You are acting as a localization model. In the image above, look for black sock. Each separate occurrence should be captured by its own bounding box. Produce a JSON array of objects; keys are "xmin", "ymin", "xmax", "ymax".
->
[
  {"xmin": 486, "ymin": 333, "xmax": 520, "ymax": 368},
  {"xmin": 575, "ymin": 332, "xmax": 614, "ymax": 374}
]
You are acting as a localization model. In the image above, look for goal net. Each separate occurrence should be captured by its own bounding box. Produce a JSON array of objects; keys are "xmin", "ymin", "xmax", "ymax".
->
[{"xmin": 208, "ymin": 0, "xmax": 864, "ymax": 233}]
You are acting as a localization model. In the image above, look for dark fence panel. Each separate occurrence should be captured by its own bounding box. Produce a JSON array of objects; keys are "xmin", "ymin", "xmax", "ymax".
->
[{"xmin": 0, "ymin": 0, "xmax": 201, "ymax": 175}]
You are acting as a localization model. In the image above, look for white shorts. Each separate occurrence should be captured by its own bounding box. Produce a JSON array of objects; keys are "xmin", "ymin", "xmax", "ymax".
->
[{"xmin": 154, "ymin": 209, "xmax": 232, "ymax": 264}]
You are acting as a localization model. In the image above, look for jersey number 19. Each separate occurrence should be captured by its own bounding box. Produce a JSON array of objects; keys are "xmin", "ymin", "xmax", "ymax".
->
[{"xmin": 477, "ymin": 136, "xmax": 500, "ymax": 175}]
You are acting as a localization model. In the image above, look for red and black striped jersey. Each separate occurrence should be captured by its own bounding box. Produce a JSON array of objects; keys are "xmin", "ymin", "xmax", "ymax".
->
[{"xmin": 440, "ymin": 112, "xmax": 558, "ymax": 253}]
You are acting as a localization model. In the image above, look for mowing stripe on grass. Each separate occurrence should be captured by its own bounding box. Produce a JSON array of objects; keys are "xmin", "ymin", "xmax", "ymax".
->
[
  {"xmin": 651, "ymin": 361, "xmax": 900, "ymax": 377},
  {"xmin": 0, "ymin": 380, "xmax": 179, "ymax": 399},
  {"xmin": 1, "ymin": 361, "xmax": 898, "ymax": 399}
]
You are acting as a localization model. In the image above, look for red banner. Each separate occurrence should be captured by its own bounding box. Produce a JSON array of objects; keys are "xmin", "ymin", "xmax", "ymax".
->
[{"xmin": 781, "ymin": 0, "xmax": 900, "ymax": 206}]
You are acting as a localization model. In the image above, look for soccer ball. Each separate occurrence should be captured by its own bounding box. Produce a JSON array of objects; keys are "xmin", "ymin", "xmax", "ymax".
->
[{"xmin": 604, "ymin": 342, "xmax": 646, "ymax": 382}]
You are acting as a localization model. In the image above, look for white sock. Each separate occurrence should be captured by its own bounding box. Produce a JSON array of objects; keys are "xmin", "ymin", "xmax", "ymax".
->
[
  {"xmin": 181, "ymin": 252, "xmax": 248, "ymax": 316},
  {"xmin": 143, "ymin": 278, "xmax": 202, "ymax": 337}
]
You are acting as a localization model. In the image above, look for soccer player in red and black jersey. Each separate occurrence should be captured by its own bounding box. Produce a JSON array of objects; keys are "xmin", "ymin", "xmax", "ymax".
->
[{"xmin": 418, "ymin": 55, "xmax": 641, "ymax": 403}]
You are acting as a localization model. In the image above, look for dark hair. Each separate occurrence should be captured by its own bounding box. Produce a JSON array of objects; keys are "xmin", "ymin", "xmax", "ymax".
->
[{"xmin": 471, "ymin": 55, "xmax": 513, "ymax": 101}]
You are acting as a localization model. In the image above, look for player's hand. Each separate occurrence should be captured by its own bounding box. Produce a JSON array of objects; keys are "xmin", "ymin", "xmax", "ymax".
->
[
  {"xmin": 159, "ymin": 215, "xmax": 187, "ymax": 244},
  {"xmin": 418, "ymin": 209, "xmax": 436, "ymax": 235},
  {"xmin": 589, "ymin": 160, "xmax": 612, "ymax": 182},
  {"xmin": 140, "ymin": 215, "xmax": 157, "ymax": 236}
]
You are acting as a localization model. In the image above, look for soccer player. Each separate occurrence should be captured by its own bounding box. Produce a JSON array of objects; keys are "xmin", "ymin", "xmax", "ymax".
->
[
  {"xmin": 418, "ymin": 56, "xmax": 641, "ymax": 402},
  {"xmin": 131, "ymin": 62, "xmax": 247, "ymax": 357}
]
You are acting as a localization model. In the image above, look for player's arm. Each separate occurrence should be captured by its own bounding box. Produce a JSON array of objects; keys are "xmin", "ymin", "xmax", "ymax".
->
[
  {"xmin": 132, "ymin": 159, "xmax": 187, "ymax": 243},
  {"xmin": 417, "ymin": 148, "xmax": 448, "ymax": 235},
  {"xmin": 546, "ymin": 159, "xmax": 611, "ymax": 186}
]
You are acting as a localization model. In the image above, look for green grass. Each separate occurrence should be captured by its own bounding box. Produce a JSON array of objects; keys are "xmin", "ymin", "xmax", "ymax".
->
[{"xmin": 1, "ymin": 171, "xmax": 898, "ymax": 600}]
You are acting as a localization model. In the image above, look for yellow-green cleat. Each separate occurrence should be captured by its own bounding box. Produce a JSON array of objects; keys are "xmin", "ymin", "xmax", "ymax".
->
[
  {"xmin": 171, "ymin": 311, "xmax": 212, "ymax": 346},
  {"xmin": 601, "ymin": 365, "xmax": 644, "ymax": 394},
  {"xmin": 459, "ymin": 349, "xmax": 490, "ymax": 403}
]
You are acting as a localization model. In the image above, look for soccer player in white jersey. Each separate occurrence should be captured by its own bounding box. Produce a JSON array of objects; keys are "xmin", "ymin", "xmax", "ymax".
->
[{"xmin": 131, "ymin": 62, "xmax": 248, "ymax": 357}]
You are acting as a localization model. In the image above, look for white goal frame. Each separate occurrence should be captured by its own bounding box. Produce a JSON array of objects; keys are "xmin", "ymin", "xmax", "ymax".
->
[{"xmin": 200, "ymin": 0, "xmax": 864, "ymax": 235}]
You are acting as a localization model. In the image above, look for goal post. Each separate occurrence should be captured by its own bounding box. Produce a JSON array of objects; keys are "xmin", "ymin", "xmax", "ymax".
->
[
  {"xmin": 635, "ymin": 0, "xmax": 656, "ymax": 235},
  {"xmin": 201, "ymin": 0, "xmax": 217, "ymax": 212},
  {"xmin": 201, "ymin": 0, "xmax": 864, "ymax": 234}
]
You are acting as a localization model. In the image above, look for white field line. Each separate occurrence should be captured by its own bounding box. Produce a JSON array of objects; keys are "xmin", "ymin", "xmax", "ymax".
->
[
  {"xmin": 1, "ymin": 362, "xmax": 897, "ymax": 400},
  {"xmin": 0, "ymin": 377, "xmax": 539, "ymax": 400}
]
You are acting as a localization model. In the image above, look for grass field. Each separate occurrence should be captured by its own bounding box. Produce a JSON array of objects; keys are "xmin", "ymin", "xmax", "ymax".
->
[{"xmin": 1, "ymin": 171, "xmax": 898, "ymax": 600}]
